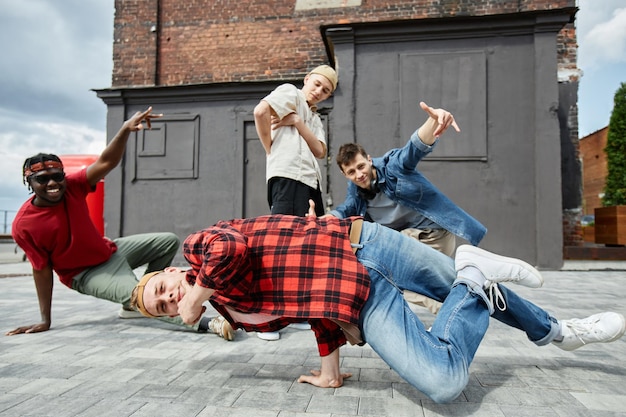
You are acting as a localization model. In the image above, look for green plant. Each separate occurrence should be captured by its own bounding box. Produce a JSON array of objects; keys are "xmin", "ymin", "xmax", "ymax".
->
[{"xmin": 602, "ymin": 82, "xmax": 626, "ymax": 206}]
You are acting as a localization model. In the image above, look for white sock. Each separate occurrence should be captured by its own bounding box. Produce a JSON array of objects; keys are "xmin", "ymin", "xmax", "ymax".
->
[
  {"xmin": 553, "ymin": 320, "xmax": 564, "ymax": 342},
  {"xmin": 457, "ymin": 266, "xmax": 487, "ymax": 288}
]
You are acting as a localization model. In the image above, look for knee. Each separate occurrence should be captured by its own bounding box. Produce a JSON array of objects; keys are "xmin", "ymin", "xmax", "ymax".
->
[
  {"xmin": 428, "ymin": 387, "xmax": 464, "ymax": 404},
  {"xmin": 164, "ymin": 232, "xmax": 180, "ymax": 249},
  {"xmin": 421, "ymin": 373, "xmax": 468, "ymax": 404},
  {"xmin": 426, "ymin": 382, "xmax": 466, "ymax": 404}
]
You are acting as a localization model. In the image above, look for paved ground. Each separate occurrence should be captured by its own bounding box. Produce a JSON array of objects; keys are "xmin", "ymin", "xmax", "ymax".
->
[{"xmin": 1, "ymin": 242, "xmax": 626, "ymax": 416}]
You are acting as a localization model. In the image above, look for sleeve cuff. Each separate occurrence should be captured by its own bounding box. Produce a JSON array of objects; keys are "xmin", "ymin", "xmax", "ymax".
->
[{"xmin": 197, "ymin": 316, "xmax": 211, "ymax": 333}]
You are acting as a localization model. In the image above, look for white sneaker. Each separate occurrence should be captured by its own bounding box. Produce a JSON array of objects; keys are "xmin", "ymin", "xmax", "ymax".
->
[
  {"xmin": 455, "ymin": 245, "xmax": 543, "ymax": 288},
  {"xmin": 207, "ymin": 316, "xmax": 235, "ymax": 341},
  {"xmin": 257, "ymin": 331, "xmax": 280, "ymax": 341},
  {"xmin": 289, "ymin": 322, "xmax": 311, "ymax": 330},
  {"xmin": 552, "ymin": 312, "xmax": 626, "ymax": 351},
  {"xmin": 118, "ymin": 307, "xmax": 146, "ymax": 319}
]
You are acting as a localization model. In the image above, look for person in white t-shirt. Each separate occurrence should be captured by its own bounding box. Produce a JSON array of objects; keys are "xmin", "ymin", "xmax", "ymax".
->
[{"xmin": 252, "ymin": 65, "xmax": 338, "ymax": 341}]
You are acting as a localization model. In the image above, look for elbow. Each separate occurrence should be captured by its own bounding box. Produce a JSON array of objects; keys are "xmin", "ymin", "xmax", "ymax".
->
[
  {"xmin": 253, "ymin": 103, "xmax": 268, "ymax": 120},
  {"xmin": 315, "ymin": 143, "xmax": 327, "ymax": 159}
]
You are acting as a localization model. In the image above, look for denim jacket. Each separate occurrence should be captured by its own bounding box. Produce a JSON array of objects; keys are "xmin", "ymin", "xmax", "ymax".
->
[{"xmin": 330, "ymin": 130, "xmax": 487, "ymax": 246}]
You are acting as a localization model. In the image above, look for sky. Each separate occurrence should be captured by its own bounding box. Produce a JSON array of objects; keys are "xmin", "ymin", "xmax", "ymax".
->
[{"xmin": 1, "ymin": 0, "xmax": 625, "ymax": 232}]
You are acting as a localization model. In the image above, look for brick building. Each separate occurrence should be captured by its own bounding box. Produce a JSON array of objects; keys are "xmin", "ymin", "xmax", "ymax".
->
[
  {"xmin": 97, "ymin": 0, "xmax": 580, "ymax": 268},
  {"xmin": 579, "ymin": 127, "xmax": 609, "ymax": 215}
]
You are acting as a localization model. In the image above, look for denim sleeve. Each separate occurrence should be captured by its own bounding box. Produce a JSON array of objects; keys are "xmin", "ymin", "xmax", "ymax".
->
[
  {"xmin": 392, "ymin": 130, "xmax": 438, "ymax": 171},
  {"xmin": 330, "ymin": 183, "xmax": 360, "ymax": 219}
]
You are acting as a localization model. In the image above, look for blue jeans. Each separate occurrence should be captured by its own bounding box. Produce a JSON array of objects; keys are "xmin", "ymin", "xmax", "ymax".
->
[{"xmin": 353, "ymin": 222, "xmax": 559, "ymax": 403}]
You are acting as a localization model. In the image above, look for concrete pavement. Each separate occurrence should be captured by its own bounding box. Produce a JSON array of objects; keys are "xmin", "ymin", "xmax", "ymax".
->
[{"xmin": 1, "ymin": 249, "xmax": 626, "ymax": 416}]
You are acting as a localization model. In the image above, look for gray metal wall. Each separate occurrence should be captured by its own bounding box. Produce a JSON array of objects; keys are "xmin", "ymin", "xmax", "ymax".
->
[{"xmin": 97, "ymin": 10, "xmax": 573, "ymax": 268}]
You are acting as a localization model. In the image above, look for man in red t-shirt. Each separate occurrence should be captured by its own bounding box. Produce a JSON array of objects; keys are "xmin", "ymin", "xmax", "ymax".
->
[{"xmin": 7, "ymin": 108, "xmax": 231, "ymax": 339}]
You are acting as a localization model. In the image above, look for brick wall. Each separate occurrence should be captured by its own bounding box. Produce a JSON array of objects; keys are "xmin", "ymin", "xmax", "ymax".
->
[
  {"xmin": 580, "ymin": 127, "xmax": 609, "ymax": 215},
  {"xmin": 113, "ymin": 0, "xmax": 577, "ymax": 87}
]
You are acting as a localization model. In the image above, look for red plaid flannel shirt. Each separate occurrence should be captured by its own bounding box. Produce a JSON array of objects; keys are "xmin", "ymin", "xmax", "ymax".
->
[{"xmin": 183, "ymin": 215, "xmax": 370, "ymax": 356}]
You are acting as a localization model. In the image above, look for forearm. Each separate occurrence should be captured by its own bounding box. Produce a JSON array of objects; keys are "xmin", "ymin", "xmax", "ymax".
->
[
  {"xmin": 178, "ymin": 281, "xmax": 215, "ymax": 324},
  {"xmin": 416, "ymin": 116, "xmax": 439, "ymax": 145},
  {"xmin": 99, "ymin": 125, "xmax": 132, "ymax": 169},
  {"xmin": 293, "ymin": 119, "xmax": 326, "ymax": 158},
  {"xmin": 188, "ymin": 282, "xmax": 215, "ymax": 306},
  {"xmin": 86, "ymin": 125, "xmax": 132, "ymax": 186},
  {"xmin": 87, "ymin": 108, "xmax": 160, "ymax": 185},
  {"xmin": 331, "ymin": 188, "xmax": 360, "ymax": 219},
  {"xmin": 32, "ymin": 267, "xmax": 54, "ymax": 324}
]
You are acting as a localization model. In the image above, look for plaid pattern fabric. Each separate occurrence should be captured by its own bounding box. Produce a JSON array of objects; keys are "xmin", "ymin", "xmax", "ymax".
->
[{"xmin": 183, "ymin": 214, "xmax": 370, "ymax": 356}]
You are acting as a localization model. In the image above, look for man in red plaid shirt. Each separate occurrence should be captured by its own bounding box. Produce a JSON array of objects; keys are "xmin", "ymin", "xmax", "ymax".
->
[{"xmin": 130, "ymin": 213, "xmax": 626, "ymax": 403}]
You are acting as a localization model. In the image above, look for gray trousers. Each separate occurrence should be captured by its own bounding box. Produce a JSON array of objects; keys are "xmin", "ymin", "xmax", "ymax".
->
[{"xmin": 72, "ymin": 232, "xmax": 198, "ymax": 330}]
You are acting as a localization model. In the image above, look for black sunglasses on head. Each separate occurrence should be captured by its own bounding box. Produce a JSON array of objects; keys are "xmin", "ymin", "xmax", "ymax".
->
[{"xmin": 31, "ymin": 172, "xmax": 66, "ymax": 185}]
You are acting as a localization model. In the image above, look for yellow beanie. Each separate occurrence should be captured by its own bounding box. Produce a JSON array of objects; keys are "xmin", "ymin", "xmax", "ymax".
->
[
  {"xmin": 308, "ymin": 65, "xmax": 338, "ymax": 91},
  {"xmin": 134, "ymin": 271, "xmax": 162, "ymax": 318}
]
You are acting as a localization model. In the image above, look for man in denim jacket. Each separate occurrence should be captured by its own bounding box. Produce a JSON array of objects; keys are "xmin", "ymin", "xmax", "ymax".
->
[{"xmin": 330, "ymin": 101, "xmax": 486, "ymax": 313}]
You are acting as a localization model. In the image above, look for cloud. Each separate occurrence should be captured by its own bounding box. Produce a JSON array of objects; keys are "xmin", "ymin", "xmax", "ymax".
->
[
  {"xmin": 578, "ymin": 6, "xmax": 626, "ymax": 69},
  {"xmin": 0, "ymin": 108, "xmax": 106, "ymax": 213},
  {"xmin": 0, "ymin": 0, "xmax": 112, "ymax": 218},
  {"xmin": 0, "ymin": 1, "xmax": 112, "ymax": 126}
]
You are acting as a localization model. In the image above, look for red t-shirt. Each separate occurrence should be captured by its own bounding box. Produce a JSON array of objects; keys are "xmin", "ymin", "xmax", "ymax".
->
[{"xmin": 12, "ymin": 168, "xmax": 117, "ymax": 288}]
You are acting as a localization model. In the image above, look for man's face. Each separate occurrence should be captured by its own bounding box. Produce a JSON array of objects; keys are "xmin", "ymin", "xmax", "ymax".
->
[
  {"xmin": 29, "ymin": 168, "xmax": 67, "ymax": 206},
  {"xmin": 301, "ymin": 74, "xmax": 333, "ymax": 105},
  {"xmin": 141, "ymin": 268, "xmax": 187, "ymax": 317},
  {"xmin": 341, "ymin": 154, "xmax": 374, "ymax": 190}
]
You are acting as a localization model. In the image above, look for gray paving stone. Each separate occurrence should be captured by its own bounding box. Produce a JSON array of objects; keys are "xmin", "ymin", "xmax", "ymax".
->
[
  {"xmin": 9, "ymin": 377, "xmax": 81, "ymax": 396},
  {"xmin": 0, "ymin": 393, "xmax": 30, "ymax": 415},
  {"xmin": 306, "ymin": 394, "xmax": 359, "ymax": 414},
  {"xmin": 358, "ymin": 367, "xmax": 406, "ymax": 383},
  {"xmin": 276, "ymin": 411, "xmax": 331, "ymax": 417},
  {"xmin": 196, "ymin": 405, "xmax": 279, "ymax": 417},
  {"xmin": 552, "ymin": 404, "xmax": 626, "ymax": 417},
  {"xmin": 175, "ymin": 385, "xmax": 243, "ymax": 406},
  {"xmin": 129, "ymin": 383, "xmax": 189, "ymax": 402},
  {"xmin": 461, "ymin": 384, "xmax": 522, "ymax": 405},
  {"xmin": 1, "ymin": 265, "xmax": 626, "ymax": 416},
  {"xmin": 570, "ymin": 393, "xmax": 626, "ymax": 413},
  {"xmin": 73, "ymin": 399, "xmax": 146, "ymax": 417},
  {"xmin": 1, "ymin": 395, "xmax": 100, "ymax": 417},
  {"xmin": 209, "ymin": 361, "xmax": 264, "ymax": 377},
  {"xmin": 60, "ymin": 379, "xmax": 144, "ymax": 400},
  {"xmin": 422, "ymin": 401, "xmax": 503, "ymax": 416},
  {"xmin": 233, "ymin": 390, "xmax": 311, "ymax": 411},
  {"xmin": 358, "ymin": 396, "xmax": 425, "ymax": 417},
  {"xmin": 70, "ymin": 365, "xmax": 144, "ymax": 382},
  {"xmin": 127, "ymin": 402, "xmax": 205, "ymax": 417},
  {"xmin": 223, "ymin": 375, "xmax": 294, "ymax": 392},
  {"xmin": 333, "ymin": 380, "xmax": 393, "ymax": 398}
]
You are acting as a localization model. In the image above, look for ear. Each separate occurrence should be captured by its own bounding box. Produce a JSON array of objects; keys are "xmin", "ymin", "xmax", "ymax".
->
[{"xmin": 164, "ymin": 266, "xmax": 179, "ymax": 273}]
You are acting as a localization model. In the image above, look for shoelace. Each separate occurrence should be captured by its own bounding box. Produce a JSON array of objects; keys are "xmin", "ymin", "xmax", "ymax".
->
[
  {"xmin": 487, "ymin": 283, "xmax": 507, "ymax": 311},
  {"xmin": 564, "ymin": 318, "xmax": 600, "ymax": 346}
]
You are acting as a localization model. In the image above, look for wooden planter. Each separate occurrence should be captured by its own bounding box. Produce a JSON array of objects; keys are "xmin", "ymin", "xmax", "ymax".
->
[
  {"xmin": 582, "ymin": 226, "xmax": 595, "ymax": 243},
  {"xmin": 594, "ymin": 205, "xmax": 626, "ymax": 246}
]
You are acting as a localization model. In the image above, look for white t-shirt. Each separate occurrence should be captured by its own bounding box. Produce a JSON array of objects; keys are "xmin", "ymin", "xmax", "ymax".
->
[{"xmin": 263, "ymin": 83, "xmax": 325, "ymax": 189}]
